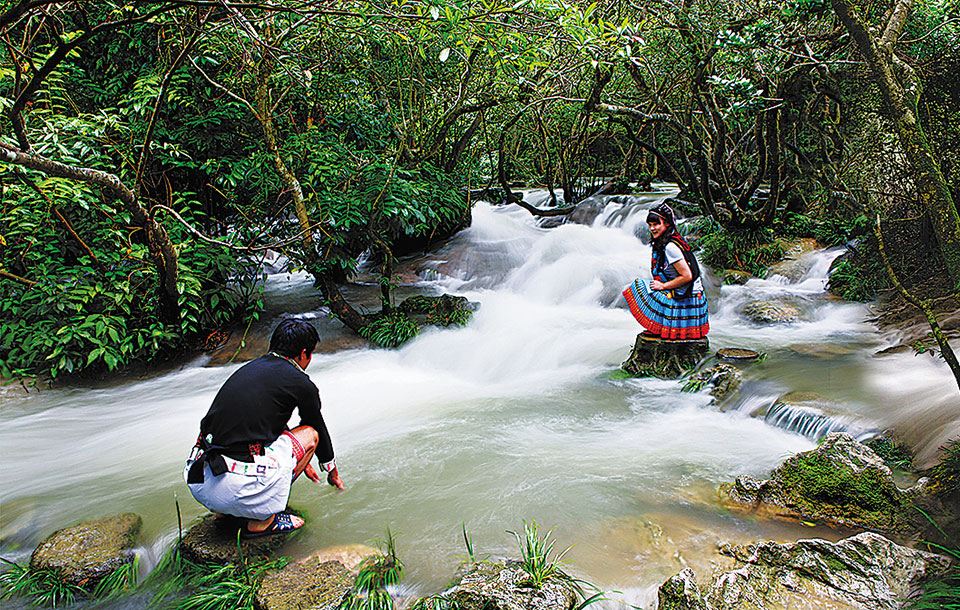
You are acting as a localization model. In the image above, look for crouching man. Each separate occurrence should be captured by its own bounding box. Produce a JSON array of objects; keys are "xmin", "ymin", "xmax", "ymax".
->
[{"xmin": 184, "ymin": 318, "xmax": 344, "ymax": 538}]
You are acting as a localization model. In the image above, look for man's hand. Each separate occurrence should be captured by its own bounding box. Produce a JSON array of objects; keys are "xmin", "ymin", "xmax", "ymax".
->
[
  {"xmin": 304, "ymin": 463, "xmax": 322, "ymax": 483},
  {"xmin": 327, "ymin": 467, "xmax": 345, "ymax": 490}
]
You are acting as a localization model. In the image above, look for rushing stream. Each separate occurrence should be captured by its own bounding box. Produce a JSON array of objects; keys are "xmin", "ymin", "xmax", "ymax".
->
[{"xmin": 2, "ymin": 186, "xmax": 959, "ymax": 608}]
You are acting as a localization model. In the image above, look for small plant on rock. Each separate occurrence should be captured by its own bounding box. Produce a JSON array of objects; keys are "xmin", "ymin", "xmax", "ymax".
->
[
  {"xmin": 509, "ymin": 520, "xmax": 572, "ymax": 588},
  {"xmin": 340, "ymin": 529, "xmax": 404, "ymax": 610}
]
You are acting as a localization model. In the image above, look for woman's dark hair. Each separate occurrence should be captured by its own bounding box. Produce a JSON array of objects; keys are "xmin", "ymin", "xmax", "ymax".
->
[
  {"xmin": 269, "ymin": 318, "xmax": 319, "ymax": 358},
  {"xmin": 646, "ymin": 203, "xmax": 678, "ymax": 250}
]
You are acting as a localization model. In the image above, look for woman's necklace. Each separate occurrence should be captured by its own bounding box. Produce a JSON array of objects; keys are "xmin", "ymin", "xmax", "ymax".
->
[{"xmin": 267, "ymin": 351, "xmax": 305, "ymax": 373}]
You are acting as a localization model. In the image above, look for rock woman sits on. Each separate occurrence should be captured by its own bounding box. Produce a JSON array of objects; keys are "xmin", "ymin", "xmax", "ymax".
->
[{"xmin": 622, "ymin": 202, "xmax": 709, "ymax": 340}]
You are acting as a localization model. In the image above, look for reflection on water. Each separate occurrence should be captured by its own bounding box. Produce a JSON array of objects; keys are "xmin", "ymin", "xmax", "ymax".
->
[{"xmin": 1, "ymin": 191, "xmax": 958, "ymax": 607}]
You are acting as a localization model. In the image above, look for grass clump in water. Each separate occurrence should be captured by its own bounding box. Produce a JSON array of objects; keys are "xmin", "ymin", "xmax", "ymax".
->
[
  {"xmin": 340, "ymin": 529, "xmax": 403, "ymax": 610},
  {"xmin": 509, "ymin": 520, "xmax": 573, "ymax": 589},
  {"xmin": 0, "ymin": 556, "xmax": 138, "ymax": 607},
  {"xmin": 361, "ymin": 313, "xmax": 420, "ymax": 348}
]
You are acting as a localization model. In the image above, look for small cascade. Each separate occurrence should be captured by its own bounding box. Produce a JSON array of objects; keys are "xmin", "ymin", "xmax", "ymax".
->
[{"xmin": 763, "ymin": 401, "xmax": 875, "ymax": 442}]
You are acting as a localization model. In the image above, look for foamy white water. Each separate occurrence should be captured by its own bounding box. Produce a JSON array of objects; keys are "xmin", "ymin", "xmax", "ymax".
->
[{"xmin": 1, "ymin": 191, "xmax": 958, "ymax": 608}]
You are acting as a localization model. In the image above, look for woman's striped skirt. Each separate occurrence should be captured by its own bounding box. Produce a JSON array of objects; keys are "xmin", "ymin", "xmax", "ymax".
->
[{"xmin": 622, "ymin": 279, "xmax": 709, "ymax": 340}]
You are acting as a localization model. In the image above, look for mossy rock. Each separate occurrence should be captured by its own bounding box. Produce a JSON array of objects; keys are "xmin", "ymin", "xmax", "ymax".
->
[
  {"xmin": 622, "ymin": 334, "xmax": 709, "ymax": 379},
  {"xmin": 722, "ymin": 270, "xmax": 752, "ymax": 285},
  {"xmin": 683, "ymin": 363, "xmax": 742, "ymax": 404},
  {"xmin": 30, "ymin": 513, "xmax": 141, "ymax": 590},
  {"xmin": 397, "ymin": 294, "xmax": 477, "ymax": 327},
  {"xmin": 657, "ymin": 568, "xmax": 707, "ymax": 610},
  {"xmin": 719, "ymin": 433, "xmax": 921, "ymax": 532},
  {"xmin": 716, "ymin": 348, "xmax": 762, "ymax": 362},
  {"xmin": 740, "ymin": 300, "xmax": 801, "ymax": 324},
  {"xmin": 443, "ymin": 560, "xmax": 578, "ymax": 610},
  {"xmin": 765, "ymin": 238, "xmax": 821, "ymax": 282},
  {"xmin": 255, "ymin": 558, "xmax": 353, "ymax": 610},
  {"xmin": 179, "ymin": 514, "xmax": 293, "ymax": 565}
]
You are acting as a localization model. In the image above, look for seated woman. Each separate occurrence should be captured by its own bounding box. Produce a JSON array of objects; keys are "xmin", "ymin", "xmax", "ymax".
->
[{"xmin": 622, "ymin": 202, "xmax": 709, "ymax": 340}]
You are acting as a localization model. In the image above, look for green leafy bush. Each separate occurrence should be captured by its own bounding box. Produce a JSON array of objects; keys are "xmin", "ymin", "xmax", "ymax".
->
[
  {"xmin": 360, "ymin": 313, "xmax": 421, "ymax": 348},
  {"xmin": 694, "ymin": 219, "xmax": 785, "ymax": 276}
]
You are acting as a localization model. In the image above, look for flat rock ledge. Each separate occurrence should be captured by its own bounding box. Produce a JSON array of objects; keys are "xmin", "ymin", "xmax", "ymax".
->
[
  {"xmin": 179, "ymin": 514, "xmax": 292, "ymax": 564},
  {"xmin": 30, "ymin": 513, "xmax": 141, "ymax": 589},
  {"xmin": 658, "ymin": 532, "xmax": 951, "ymax": 610},
  {"xmin": 255, "ymin": 557, "xmax": 354, "ymax": 610},
  {"xmin": 433, "ymin": 560, "xmax": 579, "ymax": 610},
  {"xmin": 623, "ymin": 334, "xmax": 709, "ymax": 379},
  {"xmin": 718, "ymin": 433, "xmax": 923, "ymax": 532}
]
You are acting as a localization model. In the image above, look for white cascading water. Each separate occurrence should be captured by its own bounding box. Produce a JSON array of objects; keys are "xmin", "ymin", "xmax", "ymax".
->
[{"xmin": 1, "ymin": 190, "xmax": 958, "ymax": 609}]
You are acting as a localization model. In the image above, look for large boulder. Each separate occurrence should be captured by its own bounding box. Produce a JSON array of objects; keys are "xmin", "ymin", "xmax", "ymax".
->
[
  {"xmin": 179, "ymin": 514, "xmax": 292, "ymax": 564},
  {"xmin": 440, "ymin": 560, "xmax": 579, "ymax": 610},
  {"xmin": 30, "ymin": 513, "xmax": 141, "ymax": 589},
  {"xmin": 693, "ymin": 532, "xmax": 950, "ymax": 610},
  {"xmin": 740, "ymin": 300, "xmax": 801, "ymax": 324},
  {"xmin": 719, "ymin": 433, "xmax": 920, "ymax": 532},
  {"xmin": 623, "ymin": 334, "xmax": 709, "ymax": 379},
  {"xmin": 255, "ymin": 558, "xmax": 354, "ymax": 610}
]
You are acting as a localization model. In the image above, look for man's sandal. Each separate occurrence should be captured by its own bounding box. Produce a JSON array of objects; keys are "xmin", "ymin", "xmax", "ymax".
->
[{"xmin": 241, "ymin": 511, "xmax": 302, "ymax": 539}]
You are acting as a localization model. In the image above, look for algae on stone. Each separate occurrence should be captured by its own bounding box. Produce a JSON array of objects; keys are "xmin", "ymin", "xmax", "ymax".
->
[
  {"xmin": 719, "ymin": 433, "xmax": 920, "ymax": 532},
  {"xmin": 255, "ymin": 558, "xmax": 354, "ymax": 610},
  {"xmin": 29, "ymin": 513, "xmax": 141, "ymax": 590}
]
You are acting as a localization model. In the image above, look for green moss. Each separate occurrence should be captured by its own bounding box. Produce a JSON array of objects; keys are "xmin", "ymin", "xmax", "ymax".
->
[
  {"xmin": 864, "ymin": 437, "xmax": 914, "ymax": 472},
  {"xmin": 777, "ymin": 452, "xmax": 906, "ymax": 528}
]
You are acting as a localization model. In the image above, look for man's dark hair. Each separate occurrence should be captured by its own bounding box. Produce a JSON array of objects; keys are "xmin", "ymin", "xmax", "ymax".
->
[{"xmin": 269, "ymin": 318, "xmax": 319, "ymax": 358}]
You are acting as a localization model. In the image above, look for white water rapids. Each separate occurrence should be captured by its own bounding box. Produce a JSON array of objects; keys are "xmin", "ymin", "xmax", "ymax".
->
[{"xmin": 1, "ymin": 188, "xmax": 958, "ymax": 608}]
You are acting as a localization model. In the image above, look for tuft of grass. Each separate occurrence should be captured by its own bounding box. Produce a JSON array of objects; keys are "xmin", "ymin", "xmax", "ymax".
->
[
  {"xmin": 360, "ymin": 313, "xmax": 420, "ymax": 348},
  {"xmin": 340, "ymin": 529, "xmax": 404, "ymax": 610},
  {"xmin": 0, "ymin": 559, "xmax": 86, "ymax": 608},
  {"xmin": 508, "ymin": 520, "xmax": 573, "ymax": 589},
  {"xmin": 461, "ymin": 522, "xmax": 475, "ymax": 563},
  {"xmin": 930, "ymin": 438, "xmax": 960, "ymax": 496},
  {"xmin": 906, "ymin": 509, "xmax": 960, "ymax": 609}
]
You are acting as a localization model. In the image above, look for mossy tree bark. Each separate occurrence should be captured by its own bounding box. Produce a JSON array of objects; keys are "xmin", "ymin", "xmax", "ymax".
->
[{"xmin": 830, "ymin": 0, "xmax": 960, "ymax": 288}]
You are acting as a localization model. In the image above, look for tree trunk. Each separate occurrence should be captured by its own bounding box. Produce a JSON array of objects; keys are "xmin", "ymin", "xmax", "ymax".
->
[{"xmin": 830, "ymin": 0, "xmax": 960, "ymax": 288}]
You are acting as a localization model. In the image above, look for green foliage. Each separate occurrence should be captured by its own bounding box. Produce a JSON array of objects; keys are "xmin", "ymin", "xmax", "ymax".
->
[
  {"xmin": 694, "ymin": 219, "xmax": 785, "ymax": 276},
  {"xmin": 864, "ymin": 436, "xmax": 914, "ymax": 472},
  {"xmin": 930, "ymin": 438, "xmax": 960, "ymax": 496},
  {"xmin": 907, "ymin": 510, "xmax": 960, "ymax": 610},
  {"xmin": 360, "ymin": 313, "xmax": 421, "ymax": 348},
  {"xmin": 0, "ymin": 556, "xmax": 137, "ymax": 607},
  {"xmin": 508, "ymin": 520, "xmax": 573, "ymax": 589},
  {"xmin": 340, "ymin": 530, "xmax": 404, "ymax": 610},
  {"xmin": 774, "ymin": 213, "xmax": 870, "ymax": 247}
]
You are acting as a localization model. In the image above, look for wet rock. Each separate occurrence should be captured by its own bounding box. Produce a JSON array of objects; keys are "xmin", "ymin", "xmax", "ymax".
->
[
  {"xmin": 658, "ymin": 568, "xmax": 707, "ymax": 610},
  {"xmin": 397, "ymin": 294, "xmax": 478, "ymax": 327},
  {"xmin": 255, "ymin": 558, "xmax": 353, "ymax": 610},
  {"xmin": 30, "ymin": 513, "xmax": 141, "ymax": 589},
  {"xmin": 622, "ymin": 334, "xmax": 709, "ymax": 379},
  {"xmin": 442, "ymin": 560, "xmax": 579, "ymax": 610},
  {"xmin": 718, "ymin": 433, "xmax": 918, "ymax": 532},
  {"xmin": 567, "ymin": 196, "xmax": 608, "ymax": 226},
  {"xmin": 765, "ymin": 238, "xmax": 820, "ymax": 282},
  {"xmin": 721, "ymin": 270, "xmax": 752, "ymax": 285},
  {"xmin": 179, "ymin": 515, "xmax": 292, "ymax": 564},
  {"xmin": 701, "ymin": 532, "xmax": 951, "ymax": 610},
  {"xmin": 303, "ymin": 544, "xmax": 381, "ymax": 574},
  {"xmin": 740, "ymin": 301, "xmax": 801, "ymax": 324},
  {"xmin": 715, "ymin": 348, "xmax": 762, "ymax": 362},
  {"xmin": 683, "ymin": 363, "xmax": 742, "ymax": 404}
]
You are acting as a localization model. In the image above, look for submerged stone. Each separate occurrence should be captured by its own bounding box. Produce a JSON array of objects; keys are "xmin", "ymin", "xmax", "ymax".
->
[
  {"xmin": 718, "ymin": 433, "xmax": 920, "ymax": 532},
  {"xmin": 30, "ymin": 513, "xmax": 141, "ymax": 590},
  {"xmin": 302, "ymin": 544, "xmax": 381, "ymax": 574},
  {"xmin": 765, "ymin": 238, "xmax": 820, "ymax": 282},
  {"xmin": 721, "ymin": 270, "xmax": 752, "ymax": 285},
  {"xmin": 440, "ymin": 560, "xmax": 579, "ymax": 610},
  {"xmin": 179, "ymin": 514, "xmax": 292, "ymax": 564},
  {"xmin": 740, "ymin": 300, "xmax": 801, "ymax": 324},
  {"xmin": 255, "ymin": 558, "xmax": 353, "ymax": 610},
  {"xmin": 623, "ymin": 334, "xmax": 709, "ymax": 379}
]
